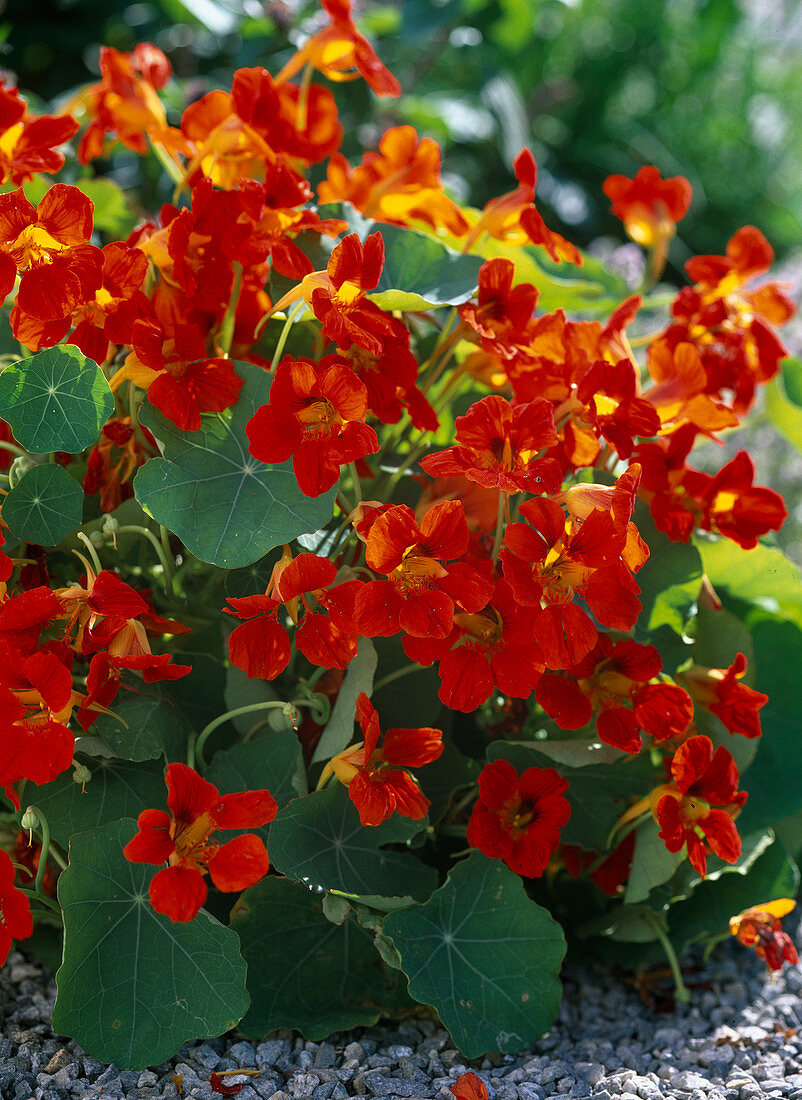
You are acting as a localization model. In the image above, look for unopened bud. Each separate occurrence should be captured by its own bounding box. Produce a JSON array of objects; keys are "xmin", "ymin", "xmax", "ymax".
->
[
  {"xmin": 73, "ymin": 763, "xmax": 92, "ymax": 791},
  {"xmin": 9, "ymin": 454, "xmax": 36, "ymax": 487},
  {"xmin": 21, "ymin": 807, "xmax": 39, "ymax": 844},
  {"xmin": 101, "ymin": 514, "xmax": 120, "ymax": 537},
  {"xmin": 268, "ymin": 703, "xmax": 300, "ymax": 732}
]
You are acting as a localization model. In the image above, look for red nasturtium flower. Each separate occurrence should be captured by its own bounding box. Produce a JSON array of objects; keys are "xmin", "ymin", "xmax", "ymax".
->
[
  {"xmin": 355, "ymin": 500, "xmax": 494, "ymax": 640},
  {"xmin": 420, "ymin": 393, "xmax": 560, "ymax": 495},
  {"xmin": 654, "ymin": 735, "xmax": 747, "ymax": 877},
  {"xmin": 729, "ymin": 899, "xmax": 799, "ymax": 973},
  {"xmin": 467, "ymin": 758, "xmax": 571, "ymax": 878},
  {"xmin": 246, "ymin": 354, "xmax": 379, "ymax": 497},
  {"xmin": 124, "ymin": 763, "xmax": 277, "ymax": 922},
  {"xmin": 225, "ymin": 550, "xmax": 362, "ymax": 680},
  {"xmin": 0, "ymin": 848, "xmax": 33, "ymax": 964},
  {"xmin": 323, "ymin": 693, "xmax": 443, "ymax": 826},
  {"xmin": 603, "ymin": 165, "xmax": 691, "ymax": 250},
  {"xmin": 679, "ymin": 652, "xmax": 768, "ymax": 739}
]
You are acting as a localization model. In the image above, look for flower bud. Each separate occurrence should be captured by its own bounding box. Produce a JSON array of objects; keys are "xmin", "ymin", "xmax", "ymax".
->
[
  {"xmin": 268, "ymin": 703, "xmax": 299, "ymax": 732},
  {"xmin": 20, "ymin": 807, "xmax": 39, "ymax": 832}
]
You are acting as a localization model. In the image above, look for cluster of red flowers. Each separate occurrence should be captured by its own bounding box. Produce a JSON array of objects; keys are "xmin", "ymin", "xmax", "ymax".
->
[{"xmin": 0, "ymin": 0, "xmax": 794, "ymax": 955}]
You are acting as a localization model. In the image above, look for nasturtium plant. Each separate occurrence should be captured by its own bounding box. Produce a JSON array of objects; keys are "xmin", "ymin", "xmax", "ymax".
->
[{"xmin": 0, "ymin": 0, "xmax": 799, "ymax": 1072}]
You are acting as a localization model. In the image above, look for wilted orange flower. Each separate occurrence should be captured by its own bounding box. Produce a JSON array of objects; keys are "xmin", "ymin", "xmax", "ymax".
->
[{"xmin": 730, "ymin": 899, "xmax": 798, "ymax": 972}]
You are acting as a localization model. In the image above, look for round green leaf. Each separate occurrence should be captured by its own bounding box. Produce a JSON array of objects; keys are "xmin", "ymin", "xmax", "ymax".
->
[
  {"xmin": 29, "ymin": 755, "xmax": 168, "ymax": 848},
  {"xmin": 134, "ymin": 361, "xmax": 335, "ymax": 568},
  {"xmin": 53, "ymin": 820, "xmax": 249, "ymax": 1069},
  {"xmin": 0, "ymin": 345, "xmax": 114, "ymax": 453},
  {"xmin": 384, "ymin": 851, "xmax": 566, "ymax": 1057},
  {"xmin": 3, "ymin": 463, "xmax": 84, "ymax": 545},
  {"xmin": 269, "ymin": 783, "xmax": 437, "ymax": 902},
  {"xmin": 232, "ymin": 875, "xmax": 409, "ymax": 1038}
]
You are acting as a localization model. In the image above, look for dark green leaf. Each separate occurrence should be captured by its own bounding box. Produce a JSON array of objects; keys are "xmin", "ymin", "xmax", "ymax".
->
[
  {"xmin": 29, "ymin": 755, "xmax": 167, "ymax": 848},
  {"xmin": 385, "ymin": 852, "xmax": 565, "ymax": 1057},
  {"xmin": 86, "ymin": 681, "xmax": 188, "ymax": 763},
  {"xmin": 232, "ymin": 875, "xmax": 409, "ymax": 1038},
  {"xmin": 734, "ymin": 616, "xmax": 802, "ymax": 833},
  {"xmin": 634, "ymin": 504, "xmax": 702, "ymax": 637},
  {"xmin": 204, "ymin": 730, "xmax": 307, "ymax": 845},
  {"xmin": 53, "ymin": 820, "xmax": 249, "ymax": 1068},
  {"xmin": 488, "ymin": 740, "xmax": 656, "ymax": 849},
  {"xmin": 134, "ymin": 361, "xmax": 335, "ymax": 568},
  {"xmin": 268, "ymin": 783, "xmax": 437, "ymax": 902},
  {"xmin": 0, "ymin": 345, "xmax": 114, "ymax": 453},
  {"xmin": 3, "ymin": 464, "xmax": 83, "ymax": 545}
]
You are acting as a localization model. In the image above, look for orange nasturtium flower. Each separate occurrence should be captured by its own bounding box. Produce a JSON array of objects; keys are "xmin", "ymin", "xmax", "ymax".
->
[
  {"xmin": 679, "ymin": 651, "xmax": 768, "ymax": 740},
  {"xmin": 322, "ymin": 693, "xmax": 443, "ymax": 826},
  {"xmin": 0, "ymin": 81, "xmax": 79, "ymax": 186},
  {"xmin": 603, "ymin": 165, "xmax": 691, "ymax": 252},
  {"xmin": 729, "ymin": 899, "xmax": 799, "ymax": 973},
  {"xmin": 124, "ymin": 763, "xmax": 277, "ymax": 922},
  {"xmin": 276, "ymin": 0, "xmax": 401, "ymax": 98}
]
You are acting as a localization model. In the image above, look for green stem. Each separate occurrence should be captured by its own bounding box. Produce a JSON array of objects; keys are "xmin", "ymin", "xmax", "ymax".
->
[
  {"xmin": 190, "ymin": 701, "xmax": 297, "ymax": 769},
  {"xmin": 348, "ymin": 462, "xmax": 363, "ymax": 505},
  {"xmin": 114, "ymin": 525, "xmax": 174, "ymax": 595},
  {"xmin": 150, "ymin": 138, "xmax": 186, "ymax": 188},
  {"xmin": 217, "ymin": 262, "xmax": 244, "ymax": 355},
  {"xmin": 24, "ymin": 805, "xmax": 51, "ymax": 895},
  {"xmin": 0, "ymin": 440, "xmax": 26, "ymax": 459},
  {"xmin": 76, "ymin": 531, "xmax": 103, "ymax": 576},
  {"xmin": 373, "ymin": 663, "xmax": 425, "ymax": 693},
  {"xmin": 643, "ymin": 909, "xmax": 691, "ymax": 1005},
  {"xmin": 159, "ymin": 526, "xmax": 176, "ymax": 590},
  {"xmin": 269, "ymin": 300, "xmax": 306, "ymax": 372}
]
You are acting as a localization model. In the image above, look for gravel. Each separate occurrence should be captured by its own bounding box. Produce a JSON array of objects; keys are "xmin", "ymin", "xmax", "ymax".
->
[{"xmin": 1, "ymin": 913, "xmax": 800, "ymax": 1100}]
